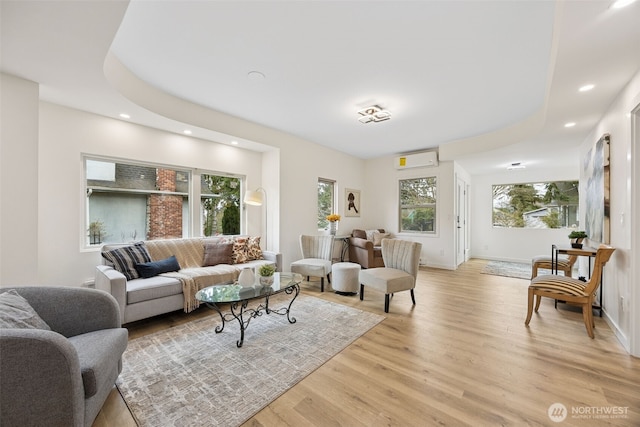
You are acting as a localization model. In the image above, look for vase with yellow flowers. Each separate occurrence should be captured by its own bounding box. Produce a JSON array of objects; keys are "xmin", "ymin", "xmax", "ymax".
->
[{"xmin": 326, "ymin": 213, "xmax": 341, "ymax": 235}]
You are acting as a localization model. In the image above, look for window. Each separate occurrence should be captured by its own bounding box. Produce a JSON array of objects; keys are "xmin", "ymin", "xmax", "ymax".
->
[
  {"xmin": 317, "ymin": 178, "xmax": 336, "ymax": 230},
  {"xmin": 492, "ymin": 181, "xmax": 579, "ymax": 228},
  {"xmin": 85, "ymin": 158, "xmax": 190, "ymax": 245},
  {"xmin": 399, "ymin": 177, "xmax": 437, "ymax": 233},
  {"xmin": 201, "ymin": 174, "xmax": 241, "ymax": 236},
  {"xmin": 85, "ymin": 157, "xmax": 242, "ymax": 245}
]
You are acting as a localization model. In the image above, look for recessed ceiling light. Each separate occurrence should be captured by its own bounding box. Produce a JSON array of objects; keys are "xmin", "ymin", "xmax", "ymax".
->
[
  {"xmin": 611, "ymin": 0, "xmax": 637, "ymax": 9},
  {"xmin": 183, "ymin": 130, "xmax": 192, "ymax": 135},
  {"xmin": 564, "ymin": 122, "xmax": 576, "ymax": 128},
  {"xmin": 119, "ymin": 113, "xmax": 130, "ymax": 119},
  {"xmin": 579, "ymin": 84, "xmax": 595, "ymax": 92},
  {"xmin": 230, "ymin": 140, "xmax": 238, "ymax": 145}
]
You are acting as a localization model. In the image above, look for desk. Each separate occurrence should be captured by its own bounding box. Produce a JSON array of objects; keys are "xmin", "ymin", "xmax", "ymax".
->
[{"xmin": 551, "ymin": 244, "xmax": 601, "ymax": 315}]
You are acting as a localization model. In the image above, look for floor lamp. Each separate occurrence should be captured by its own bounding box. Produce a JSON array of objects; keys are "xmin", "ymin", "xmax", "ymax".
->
[{"xmin": 244, "ymin": 187, "xmax": 267, "ymax": 250}]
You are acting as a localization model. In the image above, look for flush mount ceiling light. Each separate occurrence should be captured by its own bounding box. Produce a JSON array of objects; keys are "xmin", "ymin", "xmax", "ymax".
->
[
  {"xmin": 564, "ymin": 122, "xmax": 576, "ymax": 128},
  {"xmin": 247, "ymin": 70, "xmax": 265, "ymax": 81},
  {"xmin": 579, "ymin": 84, "xmax": 595, "ymax": 92},
  {"xmin": 357, "ymin": 105, "xmax": 391, "ymax": 124},
  {"xmin": 507, "ymin": 162, "xmax": 526, "ymax": 170}
]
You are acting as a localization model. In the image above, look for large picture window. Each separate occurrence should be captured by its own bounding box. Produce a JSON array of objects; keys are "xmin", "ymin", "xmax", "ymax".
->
[
  {"xmin": 399, "ymin": 177, "xmax": 437, "ymax": 233},
  {"xmin": 85, "ymin": 157, "xmax": 241, "ymax": 246},
  {"xmin": 201, "ymin": 174, "xmax": 241, "ymax": 236},
  {"xmin": 492, "ymin": 181, "xmax": 579, "ymax": 228}
]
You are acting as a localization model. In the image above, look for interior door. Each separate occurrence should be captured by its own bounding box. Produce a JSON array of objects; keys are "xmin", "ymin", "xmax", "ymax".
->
[{"xmin": 456, "ymin": 176, "xmax": 468, "ymax": 266}]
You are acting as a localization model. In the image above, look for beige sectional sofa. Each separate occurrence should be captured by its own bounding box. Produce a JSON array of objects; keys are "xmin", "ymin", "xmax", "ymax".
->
[{"xmin": 95, "ymin": 236, "xmax": 281, "ymax": 324}]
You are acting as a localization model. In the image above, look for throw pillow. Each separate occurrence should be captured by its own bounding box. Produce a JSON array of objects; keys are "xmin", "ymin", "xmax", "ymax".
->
[
  {"xmin": 0, "ymin": 289, "xmax": 51, "ymax": 330},
  {"xmin": 245, "ymin": 236, "xmax": 263, "ymax": 261},
  {"xmin": 135, "ymin": 255, "xmax": 181, "ymax": 279},
  {"xmin": 102, "ymin": 242, "xmax": 152, "ymax": 280},
  {"xmin": 365, "ymin": 229, "xmax": 378, "ymax": 241},
  {"xmin": 231, "ymin": 237, "xmax": 248, "ymax": 264},
  {"xmin": 373, "ymin": 231, "xmax": 391, "ymax": 246},
  {"xmin": 203, "ymin": 242, "xmax": 234, "ymax": 266}
]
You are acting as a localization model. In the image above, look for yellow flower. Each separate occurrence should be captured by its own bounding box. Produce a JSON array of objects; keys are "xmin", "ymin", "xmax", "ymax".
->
[{"xmin": 326, "ymin": 214, "xmax": 341, "ymax": 222}]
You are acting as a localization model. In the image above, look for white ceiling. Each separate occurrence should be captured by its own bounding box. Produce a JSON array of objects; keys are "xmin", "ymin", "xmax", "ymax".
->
[{"xmin": 2, "ymin": 0, "xmax": 639, "ymax": 175}]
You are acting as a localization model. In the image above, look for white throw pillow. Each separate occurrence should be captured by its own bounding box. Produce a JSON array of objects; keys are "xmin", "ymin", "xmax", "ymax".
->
[
  {"xmin": 365, "ymin": 229, "xmax": 378, "ymax": 241},
  {"xmin": 373, "ymin": 231, "xmax": 390, "ymax": 246}
]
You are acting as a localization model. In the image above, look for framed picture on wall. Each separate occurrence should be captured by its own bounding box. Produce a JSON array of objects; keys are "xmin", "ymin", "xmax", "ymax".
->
[{"xmin": 345, "ymin": 188, "xmax": 361, "ymax": 217}]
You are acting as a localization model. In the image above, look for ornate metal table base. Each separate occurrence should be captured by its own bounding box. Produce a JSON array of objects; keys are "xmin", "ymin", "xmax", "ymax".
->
[{"xmin": 204, "ymin": 283, "xmax": 300, "ymax": 347}]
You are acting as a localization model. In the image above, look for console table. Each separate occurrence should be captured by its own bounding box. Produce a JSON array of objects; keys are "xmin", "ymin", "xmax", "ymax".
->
[{"xmin": 332, "ymin": 235, "xmax": 350, "ymax": 262}]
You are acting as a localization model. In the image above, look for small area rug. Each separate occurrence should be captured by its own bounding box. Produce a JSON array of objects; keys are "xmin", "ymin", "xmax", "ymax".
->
[
  {"xmin": 117, "ymin": 293, "xmax": 384, "ymax": 427},
  {"xmin": 481, "ymin": 260, "xmax": 538, "ymax": 280}
]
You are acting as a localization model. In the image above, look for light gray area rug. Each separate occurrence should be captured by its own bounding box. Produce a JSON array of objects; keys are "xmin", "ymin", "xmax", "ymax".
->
[
  {"xmin": 481, "ymin": 260, "xmax": 538, "ymax": 280},
  {"xmin": 117, "ymin": 294, "xmax": 384, "ymax": 427}
]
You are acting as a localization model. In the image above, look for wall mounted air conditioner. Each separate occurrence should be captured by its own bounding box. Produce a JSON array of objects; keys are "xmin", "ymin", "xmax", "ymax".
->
[{"xmin": 394, "ymin": 151, "xmax": 438, "ymax": 169}]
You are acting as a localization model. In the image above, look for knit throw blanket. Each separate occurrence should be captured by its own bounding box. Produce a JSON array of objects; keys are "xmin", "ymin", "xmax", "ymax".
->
[{"xmin": 144, "ymin": 239, "xmax": 237, "ymax": 313}]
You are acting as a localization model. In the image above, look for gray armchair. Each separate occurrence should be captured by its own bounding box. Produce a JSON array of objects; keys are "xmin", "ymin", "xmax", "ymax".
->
[{"xmin": 0, "ymin": 286, "xmax": 128, "ymax": 427}]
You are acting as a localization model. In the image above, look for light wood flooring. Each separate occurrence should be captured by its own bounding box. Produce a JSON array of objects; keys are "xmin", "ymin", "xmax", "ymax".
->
[{"xmin": 94, "ymin": 259, "xmax": 639, "ymax": 426}]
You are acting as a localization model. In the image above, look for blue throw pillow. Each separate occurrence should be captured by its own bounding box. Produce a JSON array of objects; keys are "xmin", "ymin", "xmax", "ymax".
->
[{"xmin": 135, "ymin": 256, "xmax": 181, "ymax": 279}]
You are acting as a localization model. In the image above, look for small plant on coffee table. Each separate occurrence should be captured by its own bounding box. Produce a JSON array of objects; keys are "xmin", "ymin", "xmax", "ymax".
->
[{"xmin": 258, "ymin": 264, "xmax": 276, "ymax": 286}]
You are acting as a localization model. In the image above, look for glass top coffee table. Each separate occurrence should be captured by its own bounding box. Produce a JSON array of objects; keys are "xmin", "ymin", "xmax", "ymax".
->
[{"xmin": 195, "ymin": 272, "xmax": 303, "ymax": 347}]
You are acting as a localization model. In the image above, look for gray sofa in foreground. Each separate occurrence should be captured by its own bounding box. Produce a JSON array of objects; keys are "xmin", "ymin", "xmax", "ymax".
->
[{"xmin": 0, "ymin": 286, "xmax": 128, "ymax": 427}]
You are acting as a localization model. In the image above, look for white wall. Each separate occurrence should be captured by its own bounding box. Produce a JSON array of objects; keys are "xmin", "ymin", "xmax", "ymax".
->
[
  {"xmin": 579, "ymin": 69, "xmax": 640, "ymax": 355},
  {"xmin": 469, "ymin": 166, "xmax": 580, "ymax": 264},
  {"xmin": 0, "ymin": 73, "xmax": 39, "ymax": 284},
  {"xmin": 365, "ymin": 156, "xmax": 457, "ymax": 269}
]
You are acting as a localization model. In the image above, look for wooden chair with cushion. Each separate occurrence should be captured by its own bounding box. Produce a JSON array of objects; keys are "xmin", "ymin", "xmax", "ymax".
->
[
  {"xmin": 358, "ymin": 239, "xmax": 422, "ymax": 313},
  {"xmin": 525, "ymin": 245, "xmax": 615, "ymax": 338},
  {"xmin": 531, "ymin": 254, "xmax": 577, "ymax": 279},
  {"xmin": 290, "ymin": 235, "xmax": 333, "ymax": 292}
]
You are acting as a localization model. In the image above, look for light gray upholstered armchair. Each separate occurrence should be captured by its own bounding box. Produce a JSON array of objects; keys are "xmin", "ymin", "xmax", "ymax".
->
[
  {"xmin": 359, "ymin": 239, "xmax": 422, "ymax": 313},
  {"xmin": 290, "ymin": 235, "xmax": 333, "ymax": 292},
  {"xmin": 0, "ymin": 286, "xmax": 128, "ymax": 427}
]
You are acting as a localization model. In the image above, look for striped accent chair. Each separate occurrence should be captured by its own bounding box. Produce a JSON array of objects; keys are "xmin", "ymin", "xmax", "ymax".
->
[
  {"xmin": 525, "ymin": 245, "xmax": 615, "ymax": 338},
  {"xmin": 530, "ymin": 254, "xmax": 577, "ymax": 279}
]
